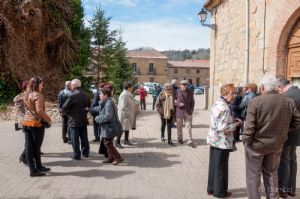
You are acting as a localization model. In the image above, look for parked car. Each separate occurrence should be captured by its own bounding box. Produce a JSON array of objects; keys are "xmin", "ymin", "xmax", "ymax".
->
[
  {"xmin": 143, "ymin": 82, "xmax": 159, "ymax": 94},
  {"xmin": 89, "ymin": 84, "xmax": 98, "ymax": 94},
  {"xmin": 194, "ymin": 87, "xmax": 204, "ymax": 95}
]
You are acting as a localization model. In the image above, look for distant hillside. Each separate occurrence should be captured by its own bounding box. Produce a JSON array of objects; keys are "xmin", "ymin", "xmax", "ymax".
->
[{"xmin": 162, "ymin": 49, "xmax": 210, "ymax": 61}]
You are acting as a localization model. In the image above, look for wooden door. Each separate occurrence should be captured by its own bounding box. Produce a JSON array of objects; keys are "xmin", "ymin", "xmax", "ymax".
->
[{"xmin": 287, "ymin": 20, "xmax": 300, "ymax": 78}]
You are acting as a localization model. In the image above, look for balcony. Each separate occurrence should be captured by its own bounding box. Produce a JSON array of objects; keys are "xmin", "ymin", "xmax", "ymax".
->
[{"xmin": 148, "ymin": 68, "xmax": 156, "ymax": 75}]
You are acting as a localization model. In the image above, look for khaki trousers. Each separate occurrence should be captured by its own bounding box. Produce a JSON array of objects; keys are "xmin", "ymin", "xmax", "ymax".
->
[
  {"xmin": 245, "ymin": 146, "xmax": 281, "ymax": 199},
  {"xmin": 176, "ymin": 112, "xmax": 193, "ymax": 141}
]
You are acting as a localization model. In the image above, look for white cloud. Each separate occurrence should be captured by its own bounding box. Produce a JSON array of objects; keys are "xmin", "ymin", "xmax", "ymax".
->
[{"xmin": 110, "ymin": 19, "xmax": 210, "ymax": 50}]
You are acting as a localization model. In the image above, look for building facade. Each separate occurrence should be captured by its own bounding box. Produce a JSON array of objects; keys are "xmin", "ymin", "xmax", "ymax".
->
[
  {"xmin": 127, "ymin": 50, "xmax": 169, "ymax": 84},
  {"xmin": 167, "ymin": 60, "xmax": 210, "ymax": 86},
  {"xmin": 204, "ymin": 0, "xmax": 300, "ymax": 105}
]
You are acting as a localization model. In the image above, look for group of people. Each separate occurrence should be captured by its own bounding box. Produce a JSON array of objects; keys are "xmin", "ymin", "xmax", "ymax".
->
[{"xmin": 207, "ymin": 75, "xmax": 300, "ymax": 199}]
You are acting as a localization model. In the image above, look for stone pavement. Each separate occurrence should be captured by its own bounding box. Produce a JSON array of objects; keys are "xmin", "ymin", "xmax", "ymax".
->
[{"xmin": 0, "ymin": 95, "xmax": 299, "ymax": 199}]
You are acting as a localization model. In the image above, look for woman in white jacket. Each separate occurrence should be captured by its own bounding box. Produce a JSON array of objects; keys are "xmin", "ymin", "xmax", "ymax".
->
[{"xmin": 115, "ymin": 81, "xmax": 138, "ymax": 148}]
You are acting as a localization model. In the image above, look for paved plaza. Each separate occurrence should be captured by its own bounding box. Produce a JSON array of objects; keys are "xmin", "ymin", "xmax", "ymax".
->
[{"xmin": 0, "ymin": 95, "xmax": 300, "ymax": 199}]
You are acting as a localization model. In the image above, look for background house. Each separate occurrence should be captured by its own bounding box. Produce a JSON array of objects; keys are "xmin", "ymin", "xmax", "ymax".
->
[
  {"xmin": 204, "ymin": 0, "xmax": 300, "ymax": 105},
  {"xmin": 167, "ymin": 60, "xmax": 210, "ymax": 86},
  {"xmin": 127, "ymin": 50, "xmax": 168, "ymax": 84}
]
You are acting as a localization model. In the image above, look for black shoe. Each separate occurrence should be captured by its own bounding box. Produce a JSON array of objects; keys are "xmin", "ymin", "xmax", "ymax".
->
[
  {"xmin": 124, "ymin": 140, "xmax": 133, "ymax": 145},
  {"xmin": 279, "ymin": 191, "xmax": 288, "ymax": 198},
  {"xmin": 168, "ymin": 141, "xmax": 175, "ymax": 146},
  {"xmin": 71, "ymin": 156, "xmax": 81, "ymax": 160},
  {"xmin": 82, "ymin": 154, "xmax": 89, "ymax": 158},
  {"xmin": 40, "ymin": 152, "xmax": 44, "ymax": 155},
  {"xmin": 92, "ymin": 138, "xmax": 100, "ymax": 142},
  {"xmin": 30, "ymin": 171, "xmax": 46, "ymax": 177},
  {"xmin": 68, "ymin": 140, "xmax": 72, "ymax": 144},
  {"xmin": 63, "ymin": 138, "xmax": 68, "ymax": 143},
  {"xmin": 115, "ymin": 142, "xmax": 124, "ymax": 149},
  {"xmin": 19, "ymin": 156, "xmax": 27, "ymax": 165},
  {"xmin": 37, "ymin": 166, "xmax": 51, "ymax": 172},
  {"xmin": 288, "ymin": 192, "xmax": 296, "ymax": 197}
]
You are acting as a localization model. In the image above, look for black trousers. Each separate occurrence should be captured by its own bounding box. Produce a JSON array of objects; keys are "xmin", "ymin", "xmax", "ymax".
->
[
  {"xmin": 140, "ymin": 99, "xmax": 146, "ymax": 110},
  {"xmin": 116, "ymin": 130, "xmax": 130, "ymax": 144},
  {"xmin": 23, "ymin": 126, "xmax": 45, "ymax": 173},
  {"xmin": 61, "ymin": 115, "xmax": 70, "ymax": 140},
  {"xmin": 207, "ymin": 146, "xmax": 230, "ymax": 198},
  {"xmin": 278, "ymin": 145, "xmax": 297, "ymax": 193},
  {"xmin": 152, "ymin": 97, "xmax": 157, "ymax": 110},
  {"xmin": 160, "ymin": 117, "xmax": 172, "ymax": 142},
  {"xmin": 93, "ymin": 116, "xmax": 100, "ymax": 140}
]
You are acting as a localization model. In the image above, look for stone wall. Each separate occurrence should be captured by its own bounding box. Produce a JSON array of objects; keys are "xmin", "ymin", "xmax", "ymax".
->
[
  {"xmin": 208, "ymin": 0, "xmax": 300, "ymax": 104},
  {"xmin": 129, "ymin": 57, "xmax": 168, "ymax": 84}
]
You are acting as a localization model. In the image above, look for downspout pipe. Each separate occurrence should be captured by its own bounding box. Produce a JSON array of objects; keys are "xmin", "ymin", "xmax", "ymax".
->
[{"xmin": 244, "ymin": 0, "xmax": 249, "ymax": 84}]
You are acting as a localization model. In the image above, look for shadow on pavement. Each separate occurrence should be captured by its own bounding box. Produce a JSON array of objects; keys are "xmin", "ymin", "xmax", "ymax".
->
[
  {"xmin": 48, "ymin": 169, "xmax": 134, "ymax": 179},
  {"xmin": 229, "ymin": 188, "xmax": 248, "ymax": 198},
  {"xmin": 192, "ymin": 124, "xmax": 209, "ymax": 128},
  {"xmin": 44, "ymin": 158, "xmax": 104, "ymax": 168},
  {"xmin": 122, "ymin": 152, "xmax": 181, "ymax": 168}
]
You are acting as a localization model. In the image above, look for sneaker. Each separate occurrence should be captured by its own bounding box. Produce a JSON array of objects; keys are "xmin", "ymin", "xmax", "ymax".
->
[
  {"xmin": 115, "ymin": 142, "xmax": 124, "ymax": 149},
  {"xmin": 112, "ymin": 158, "xmax": 124, "ymax": 165},
  {"xmin": 124, "ymin": 140, "xmax": 133, "ymax": 145},
  {"xmin": 188, "ymin": 141, "xmax": 196, "ymax": 148}
]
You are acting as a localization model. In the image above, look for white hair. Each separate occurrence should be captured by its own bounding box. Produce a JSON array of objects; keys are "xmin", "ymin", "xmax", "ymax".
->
[
  {"xmin": 171, "ymin": 79, "xmax": 178, "ymax": 85},
  {"xmin": 71, "ymin": 79, "xmax": 81, "ymax": 88},
  {"xmin": 260, "ymin": 74, "xmax": 276, "ymax": 91},
  {"xmin": 65, "ymin": 81, "xmax": 71, "ymax": 87}
]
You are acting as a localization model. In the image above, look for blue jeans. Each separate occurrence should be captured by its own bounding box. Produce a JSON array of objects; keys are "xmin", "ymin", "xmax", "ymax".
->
[
  {"xmin": 23, "ymin": 126, "xmax": 45, "ymax": 173},
  {"xmin": 69, "ymin": 126, "xmax": 90, "ymax": 158},
  {"xmin": 278, "ymin": 145, "xmax": 297, "ymax": 193}
]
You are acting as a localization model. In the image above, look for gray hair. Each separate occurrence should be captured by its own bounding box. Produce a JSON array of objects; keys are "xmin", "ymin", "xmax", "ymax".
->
[
  {"xmin": 260, "ymin": 74, "xmax": 276, "ymax": 91},
  {"xmin": 276, "ymin": 78, "xmax": 290, "ymax": 87},
  {"xmin": 163, "ymin": 83, "xmax": 172, "ymax": 91},
  {"xmin": 171, "ymin": 79, "xmax": 178, "ymax": 85},
  {"xmin": 65, "ymin": 81, "xmax": 71, "ymax": 87},
  {"xmin": 71, "ymin": 79, "xmax": 81, "ymax": 88}
]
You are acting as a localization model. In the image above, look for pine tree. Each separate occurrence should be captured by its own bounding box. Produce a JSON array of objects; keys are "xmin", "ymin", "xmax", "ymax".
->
[
  {"xmin": 90, "ymin": 7, "xmax": 117, "ymax": 82},
  {"xmin": 108, "ymin": 35, "xmax": 135, "ymax": 97}
]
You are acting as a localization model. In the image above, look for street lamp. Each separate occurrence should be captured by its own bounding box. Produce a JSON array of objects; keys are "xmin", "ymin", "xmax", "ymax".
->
[{"xmin": 198, "ymin": 8, "xmax": 216, "ymax": 30}]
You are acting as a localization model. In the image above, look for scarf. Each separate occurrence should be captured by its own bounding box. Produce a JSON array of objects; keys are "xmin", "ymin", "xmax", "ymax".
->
[{"xmin": 163, "ymin": 91, "xmax": 173, "ymax": 119}]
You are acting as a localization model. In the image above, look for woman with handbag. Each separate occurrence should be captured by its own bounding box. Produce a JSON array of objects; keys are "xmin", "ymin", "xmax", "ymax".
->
[
  {"xmin": 206, "ymin": 84, "xmax": 242, "ymax": 198},
  {"xmin": 23, "ymin": 76, "xmax": 52, "ymax": 177},
  {"xmin": 95, "ymin": 88, "xmax": 124, "ymax": 165}
]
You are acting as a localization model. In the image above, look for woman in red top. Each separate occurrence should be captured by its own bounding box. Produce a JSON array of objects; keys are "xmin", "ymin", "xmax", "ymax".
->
[{"xmin": 139, "ymin": 84, "xmax": 147, "ymax": 110}]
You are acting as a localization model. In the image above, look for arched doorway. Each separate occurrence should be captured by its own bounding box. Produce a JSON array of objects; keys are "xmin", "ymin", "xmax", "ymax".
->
[{"xmin": 286, "ymin": 19, "xmax": 300, "ymax": 85}]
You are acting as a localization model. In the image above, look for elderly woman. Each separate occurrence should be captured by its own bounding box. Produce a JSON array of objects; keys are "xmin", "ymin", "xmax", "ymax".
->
[
  {"xmin": 115, "ymin": 81, "xmax": 137, "ymax": 148},
  {"xmin": 23, "ymin": 77, "xmax": 52, "ymax": 177},
  {"xmin": 156, "ymin": 83, "xmax": 175, "ymax": 145},
  {"xmin": 207, "ymin": 84, "xmax": 241, "ymax": 198},
  {"xmin": 95, "ymin": 88, "xmax": 124, "ymax": 165}
]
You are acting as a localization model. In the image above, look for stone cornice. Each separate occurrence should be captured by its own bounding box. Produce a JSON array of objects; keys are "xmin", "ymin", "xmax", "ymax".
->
[{"xmin": 204, "ymin": 0, "xmax": 223, "ymax": 11}]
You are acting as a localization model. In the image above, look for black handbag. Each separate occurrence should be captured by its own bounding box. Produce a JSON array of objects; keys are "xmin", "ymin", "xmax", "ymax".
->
[
  {"xmin": 106, "ymin": 102, "xmax": 123, "ymax": 137},
  {"xmin": 15, "ymin": 123, "xmax": 22, "ymax": 131}
]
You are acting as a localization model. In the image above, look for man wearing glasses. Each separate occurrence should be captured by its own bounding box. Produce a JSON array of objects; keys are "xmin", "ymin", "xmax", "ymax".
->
[{"xmin": 174, "ymin": 80, "xmax": 195, "ymax": 147}]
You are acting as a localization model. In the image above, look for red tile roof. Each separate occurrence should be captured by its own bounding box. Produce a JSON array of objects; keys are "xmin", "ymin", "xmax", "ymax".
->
[
  {"xmin": 127, "ymin": 50, "xmax": 168, "ymax": 59},
  {"xmin": 167, "ymin": 60, "xmax": 209, "ymax": 68}
]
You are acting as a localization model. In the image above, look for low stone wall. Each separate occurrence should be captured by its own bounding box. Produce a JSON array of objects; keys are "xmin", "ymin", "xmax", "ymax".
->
[{"xmin": 0, "ymin": 102, "xmax": 62, "ymax": 123}]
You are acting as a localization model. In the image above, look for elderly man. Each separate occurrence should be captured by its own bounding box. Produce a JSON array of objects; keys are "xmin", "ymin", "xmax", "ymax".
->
[
  {"xmin": 175, "ymin": 79, "xmax": 195, "ymax": 147},
  {"xmin": 276, "ymin": 78, "xmax": 300, "ymax": 198},
  {"xmin": 58, "ymin": 81, "xmax": 72, "ymax": 143},
  {"xmin": 62, "ymin": 79, "xmax": 90, "ymax": 160},
  {"xmin": 242, "ymin": 75, "xmax": 300, "ymax": 199}
]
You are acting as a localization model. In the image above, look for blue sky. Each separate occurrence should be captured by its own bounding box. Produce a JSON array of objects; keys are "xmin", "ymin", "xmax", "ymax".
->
[{"xmin": 83, "ymin": 0, "xmax": 210, "ymax": 50}]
